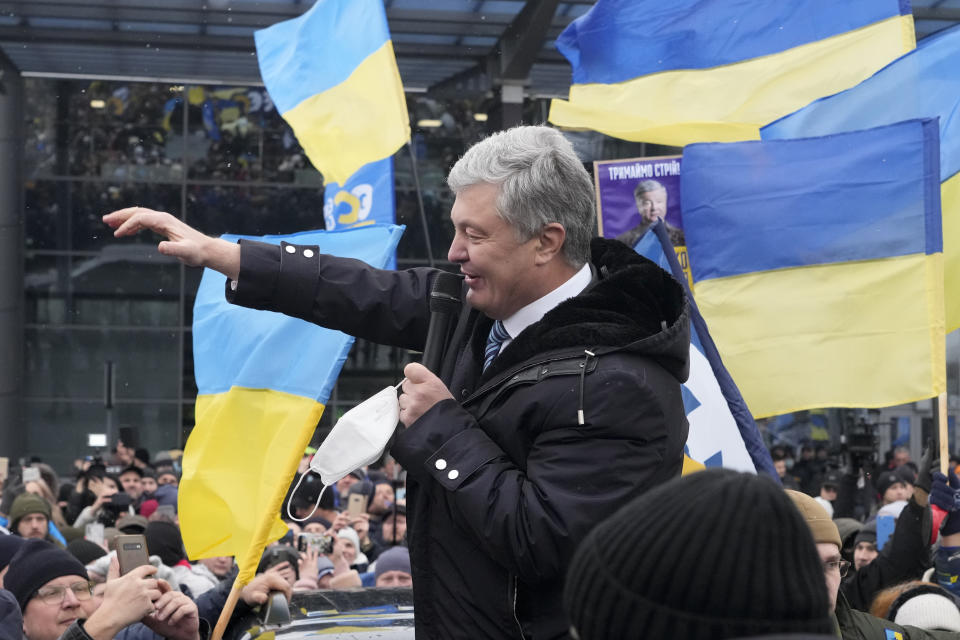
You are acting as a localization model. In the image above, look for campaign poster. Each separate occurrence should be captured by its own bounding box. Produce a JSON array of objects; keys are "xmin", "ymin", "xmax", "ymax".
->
[{"xmin": 594, "ymin": 155, "xmax": 689, "ymax": 283}]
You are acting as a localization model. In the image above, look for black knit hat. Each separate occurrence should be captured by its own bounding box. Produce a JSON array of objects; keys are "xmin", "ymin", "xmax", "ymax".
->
[
  {"xmin": 4, "ymin": 540, "xmax": 88, "ymax": 611},
  {"xmin": 0, "ymin": 535, "xmax": 25, "ymax": 571},
  {"xmin": 853, "ymin": 520, "xmax": 877, "ymax": 547},
  {"xmin": 563, "ymin": 469, "xmax": 833, "ymax": 640},
  {"xmin": 66, "ymin": 538, "xmax": 108, "ymax": 566}
]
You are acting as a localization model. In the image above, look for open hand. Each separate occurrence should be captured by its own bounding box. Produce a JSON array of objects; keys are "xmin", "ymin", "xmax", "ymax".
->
[{"xmin": 103, "ymin": 207, "xmax": 240, "ymax": 279}]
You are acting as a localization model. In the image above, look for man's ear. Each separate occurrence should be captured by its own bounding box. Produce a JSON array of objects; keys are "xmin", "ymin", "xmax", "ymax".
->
[{"xmin": 534, "ymin": 223, "xmax": 566, "ymax": 265}]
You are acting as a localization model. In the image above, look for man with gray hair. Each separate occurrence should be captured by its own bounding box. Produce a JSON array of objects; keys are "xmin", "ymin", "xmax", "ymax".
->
[{"xmin": 104, "ymin": 125, "xmax": 690, "ymax": 638}]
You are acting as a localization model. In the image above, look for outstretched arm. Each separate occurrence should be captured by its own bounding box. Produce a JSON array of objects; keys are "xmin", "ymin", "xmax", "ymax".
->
[{"xmin": 103, "ymin": 207, "xmax": 241, "ymax": 280}]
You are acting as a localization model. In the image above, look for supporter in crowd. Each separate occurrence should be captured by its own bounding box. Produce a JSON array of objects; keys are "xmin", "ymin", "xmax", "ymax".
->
[
  {"xmin": 852, "ymin": 521, "xmax": 878, "ymax": 570},
  {"xmin": 139, "ymin": 469, "xmax": 158, "ymax": 500},
  {"xmin": 564, "ymin": 469, "xmax": 835, "ymax": 639},
  {"xmin": 840, "ymin": 449, "xmax": 942, "ymax": 611},
  {"xmin": 156, "ymin": 470, "xmax": 179, "ymax": 488},
  {"xmin": 0, "ymin": 534, "xmax": 25, "ymax": 586},
  {"xmin": 787, "ymin": 489, "xmax": 955, "ymax": 639},
  {"xmin": 875, "ymin": 467, "xmax": 914, "ymax": 507},
  {"xmin": 870, "ymin": 581, "xmax": 960, "ymax": 632},
  {"xmin": 814, "ymin": 470, "xmax": 841, "ymax": 518},
  {"xmin": 932, "ymin": 468, "xmax": 960, "ymax": 598},
  {"xmin": 374, "ymin": 547, "xmax": 412, "ymax": 588},
  {"xmin": 9, "ymin": 493, "xmax": 58, "ymax": 544},
  {"xmin": 773, "ymin": 455, "xmax": 801, "ymax": 490},
  {"xmin": 0, "ymin": 590, "xmax": 22, "ymax": 639},
  {"xmin": 5, "ymin": 539, "xmax": 200, "ymax": 640},
  {"xmin": 377, "ymin": 504, "xmax": 407, "ymax": 549},
  {"xmin": 118, "ymin": 466, "xmax": 144, "ymax": 506}
]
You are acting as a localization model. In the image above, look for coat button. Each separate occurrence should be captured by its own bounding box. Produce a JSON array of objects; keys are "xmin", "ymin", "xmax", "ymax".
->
[
  {"xmin": 460, "ymin": 389, "xmax": 467, "ymax": 398},
  {"xmin": 284, "ymin": 245, "xmax": 296, "ymax": 254},
  {"xmin": 435, "ymin": 459, "xmax": 447, "ymax": 470},
  {"xmin": 447, "ymin": 470, "xmax": 459, "ymax": 480},
  {"xmin": 303, "ymin": 249, "xmax": 315, "ymax": 258}
]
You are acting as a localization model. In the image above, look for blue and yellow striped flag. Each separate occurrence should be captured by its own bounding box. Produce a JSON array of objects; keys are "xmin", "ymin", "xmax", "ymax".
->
[
  {"xmin": 763, "ymin": 24, "xmax": 960, "ymax": 332},
  {"xmin": 255, "ymin": 0, "xmax": 410, "ymax": 185},
  {"xmin": 180, "ymin": 224, "xmax": 404, "ymax": 586},
  {"xmin": 682, "ymin": 120, "xmax": 945, "ymax": 419},
  {"xmin": 548, "ymin": 0, "xmax": 914, "ymax": 146}
]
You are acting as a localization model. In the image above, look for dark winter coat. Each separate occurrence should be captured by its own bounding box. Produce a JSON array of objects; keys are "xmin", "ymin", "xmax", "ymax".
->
[
  {"xmin": 229, "ymin": 236, "xmax": 691, "ymax": 639},
  {"xmin": 841, "ymin": 497, "xmax": 932, "ymax": 612}
]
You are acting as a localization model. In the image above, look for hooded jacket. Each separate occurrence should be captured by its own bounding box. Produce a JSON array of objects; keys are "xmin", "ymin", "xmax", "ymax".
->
[{"xmin": 229, "ymin": 236, "xmax": 690, "ymax": 639}]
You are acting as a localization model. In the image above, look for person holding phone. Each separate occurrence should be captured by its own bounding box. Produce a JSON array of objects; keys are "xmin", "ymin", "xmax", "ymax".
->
[{"xmin": 5, "ymin": 539, "xmax": 200, "ymax": 640}]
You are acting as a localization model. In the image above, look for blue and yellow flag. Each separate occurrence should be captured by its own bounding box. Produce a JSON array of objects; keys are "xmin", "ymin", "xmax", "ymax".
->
[
  {"xmin": 181, "ymin": 224, "xmax": 404, "ymax": 586},
  {"xmin": 634, "ymin": 222, "xmax": 777, "ymax": 478},
  {"xmin": 682, "ymin": 120, "xmax": 945, "ymax": 419},
  {"xmin": 254, "ymin": 0, "xmax": 410, "ymax": 185},
  {"xmin": 763, "ymin": 24, "xmax": 960, "ymax": 332},
  {"xmin": 548, "ymin": 0, "xmax": 914, "ymax": 146}
]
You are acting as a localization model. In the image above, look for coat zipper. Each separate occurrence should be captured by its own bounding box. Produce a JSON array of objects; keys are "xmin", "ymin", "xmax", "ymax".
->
[{"xmin": 510, "ymin": 574, "xmax": 524, "ymax": 638}]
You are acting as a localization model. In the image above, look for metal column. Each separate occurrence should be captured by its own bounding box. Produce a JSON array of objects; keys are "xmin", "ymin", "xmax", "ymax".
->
[{"xmin": 0, "ymin": 53, "xmax": 24, "ymax": 460}]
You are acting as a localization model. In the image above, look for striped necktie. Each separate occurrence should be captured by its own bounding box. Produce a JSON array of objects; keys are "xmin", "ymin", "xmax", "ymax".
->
[{"xmin": 483, "ymin": 320, "xmax": 510, "ymax": 371}]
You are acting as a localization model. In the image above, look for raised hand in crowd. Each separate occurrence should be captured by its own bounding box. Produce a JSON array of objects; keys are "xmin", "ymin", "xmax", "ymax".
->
[
  {"xmin": 349, "ymin": 513, "xmax": 371, "ymax": 546},
  {"xmin": 103, "ymin": 208, "xmax": 240, "ymax": 279},
  {"xmin": 294, "ymin": 547, "xmax": 321, "ymax": 592},
  {"xmin": 141, "ymin": 580, "xmax": 200, "ymax": 640},
  {"xmin": 265, "ymin": 561, "xmax": 297, "ymax": 588},
  {"xmin": 329, "ymin": 511, "xmax": 351, "ymax": 534},
  {"xmin": 83, "ymin": 561, "xmax": 161, "ymax": 640},
  {"xmin": 239, "ymin": 570, "xmax": 292, "ymax": 606}
]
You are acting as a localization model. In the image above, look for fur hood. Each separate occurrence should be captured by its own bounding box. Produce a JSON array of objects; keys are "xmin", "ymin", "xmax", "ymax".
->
[{"xmin": 486, "ymin": 237, "xmax": 690, "ymax": 383}]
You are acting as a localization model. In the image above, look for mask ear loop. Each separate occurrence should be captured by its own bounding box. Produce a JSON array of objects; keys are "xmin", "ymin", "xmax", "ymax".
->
[{"xmin": 285, "ymin": 472, "xmax": 330, "ymax": 523}]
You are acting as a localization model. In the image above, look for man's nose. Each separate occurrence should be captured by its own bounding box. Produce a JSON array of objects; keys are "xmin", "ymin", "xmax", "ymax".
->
[{"xmin": 447, "ymin": 239, "xmax": 466, "ymax": 263}]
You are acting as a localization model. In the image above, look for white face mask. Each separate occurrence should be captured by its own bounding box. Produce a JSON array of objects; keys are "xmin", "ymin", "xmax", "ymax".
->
[{"xmin": 287, "ymin": 385, "xmax": 400, "ymax": 521}]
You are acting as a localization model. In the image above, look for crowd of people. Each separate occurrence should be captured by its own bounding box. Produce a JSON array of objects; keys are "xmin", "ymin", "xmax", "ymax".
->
[
  {"xmin": 3, "ymin": 436, "xmax": 960, "ymax": 639},
  {"xmin": 0, "ymin": 439, "xmax": 412, "ymax": 640}
]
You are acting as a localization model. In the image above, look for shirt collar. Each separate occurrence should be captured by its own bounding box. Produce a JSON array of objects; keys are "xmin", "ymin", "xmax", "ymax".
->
[{"xmin": 502, "ymin": 263, "xmax": 592, "ymax": 341}]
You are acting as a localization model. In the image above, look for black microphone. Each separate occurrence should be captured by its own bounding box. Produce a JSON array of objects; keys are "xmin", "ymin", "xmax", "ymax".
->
[{"xmin": 422, "ymin": 272, "xmax": 464, "ymax": 374}]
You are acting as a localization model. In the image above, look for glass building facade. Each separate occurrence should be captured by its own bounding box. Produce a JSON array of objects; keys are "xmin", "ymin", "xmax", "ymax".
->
[{"xmin": 20, "ymin": 79, "xmax": 494, "ymax": 471}]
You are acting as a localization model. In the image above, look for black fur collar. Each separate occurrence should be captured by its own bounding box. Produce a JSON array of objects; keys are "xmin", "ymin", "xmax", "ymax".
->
[{"xmin": 480, "ymin": 238, "xmax": 690, "ymax": 382}]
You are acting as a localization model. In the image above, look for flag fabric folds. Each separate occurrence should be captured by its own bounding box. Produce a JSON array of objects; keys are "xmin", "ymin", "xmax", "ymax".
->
[
  {"xmin": 633, "ymin": 221, "xmax": 777, "ymax": 478},
  {"xmin": 762, "ymin": 24, "xmax": 960, "ymax": 332},
  {"xmin": 548, "ymin": 0, "xmax": 914, "ymax": 146},
  {"xmin": 682, "ymin": 119, "xmax": 945, "ymax": 419},
  {"xmin": 255, "ymin": 0, "xmax": 410, "ymax": 185},
  {"xmin": 182, "ymin": 224, "xmax": 404, "ymax": 586}
]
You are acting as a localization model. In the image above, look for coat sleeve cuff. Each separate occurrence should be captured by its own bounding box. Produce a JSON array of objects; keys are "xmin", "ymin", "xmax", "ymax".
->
[
  {"xmin": 392, "ymin": 399, "xmax": 503, "ymax": 491},
  {"xmin": 226, "ymin": 239, "xmax": 320, "ymax": 320}
]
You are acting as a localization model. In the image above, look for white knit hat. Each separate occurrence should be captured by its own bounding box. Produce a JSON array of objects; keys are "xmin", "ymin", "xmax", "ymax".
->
[{"xmin": 893, "ymin": 592, "xmax": 960, "ymax": 631}]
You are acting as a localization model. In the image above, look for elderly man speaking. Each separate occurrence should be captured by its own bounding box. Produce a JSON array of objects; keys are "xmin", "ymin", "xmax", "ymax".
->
[{"xmin": 104, "ymin": 126, "xmax": 690, "ymax": 639}]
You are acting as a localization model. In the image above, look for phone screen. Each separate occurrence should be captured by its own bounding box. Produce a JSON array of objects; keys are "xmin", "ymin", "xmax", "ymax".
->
[{"xmin": 22, "ymin": 466, "xmax": 40, "ymax": 483}]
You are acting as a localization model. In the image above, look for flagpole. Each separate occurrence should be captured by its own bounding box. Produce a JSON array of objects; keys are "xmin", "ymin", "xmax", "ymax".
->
[
  {"xmin": 406, "ymin": 141, "xmax": 436, "ymax": 268},
  {"xmin": 212, "ymin": 586, "xmax": 243, "ymax": 640},
  {"xmin": 937, "ymin": 391, "xmax": 949, "ymax": 474}
]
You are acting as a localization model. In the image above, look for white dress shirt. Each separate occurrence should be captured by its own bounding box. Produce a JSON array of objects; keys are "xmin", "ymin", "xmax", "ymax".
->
[{"xmin": 497, "ymin": 262, "xmax": 592, "ymax": 353}]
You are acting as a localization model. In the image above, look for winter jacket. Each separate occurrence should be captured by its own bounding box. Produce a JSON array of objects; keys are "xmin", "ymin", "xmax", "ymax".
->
[
  {"xmin": 0, "ymin": 589, "xmax": 22, "ymax": 640},
  {"xmin": 834, "ymin": 592, "xmax": 956, "ymax": 639},
  {"xmin": 229, "ymin": 236, "xmax": 690, "ymax": 639},
  {"xmin": 841, "ymin": 497, "xmax": 932, "ymax": 611}
]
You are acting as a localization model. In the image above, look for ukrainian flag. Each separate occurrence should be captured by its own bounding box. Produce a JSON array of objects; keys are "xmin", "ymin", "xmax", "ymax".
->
[
  {"xmin": 763, "ymin": 24, "xmax": 960, "ymax": 332},
  {"xmin": 682, "ymin": 120, "xmax": 945, "ymax": 419},
  {"xmin": 255, "ymin": 0, "xmax": 410, "ymax": 186},
  {"xmin": 180, "ymin": 224, "xmax": 404, "ymax": 587},
  {"xmin": 548, "ymin": 0, "xmax": 914, "ymax": 146}
]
